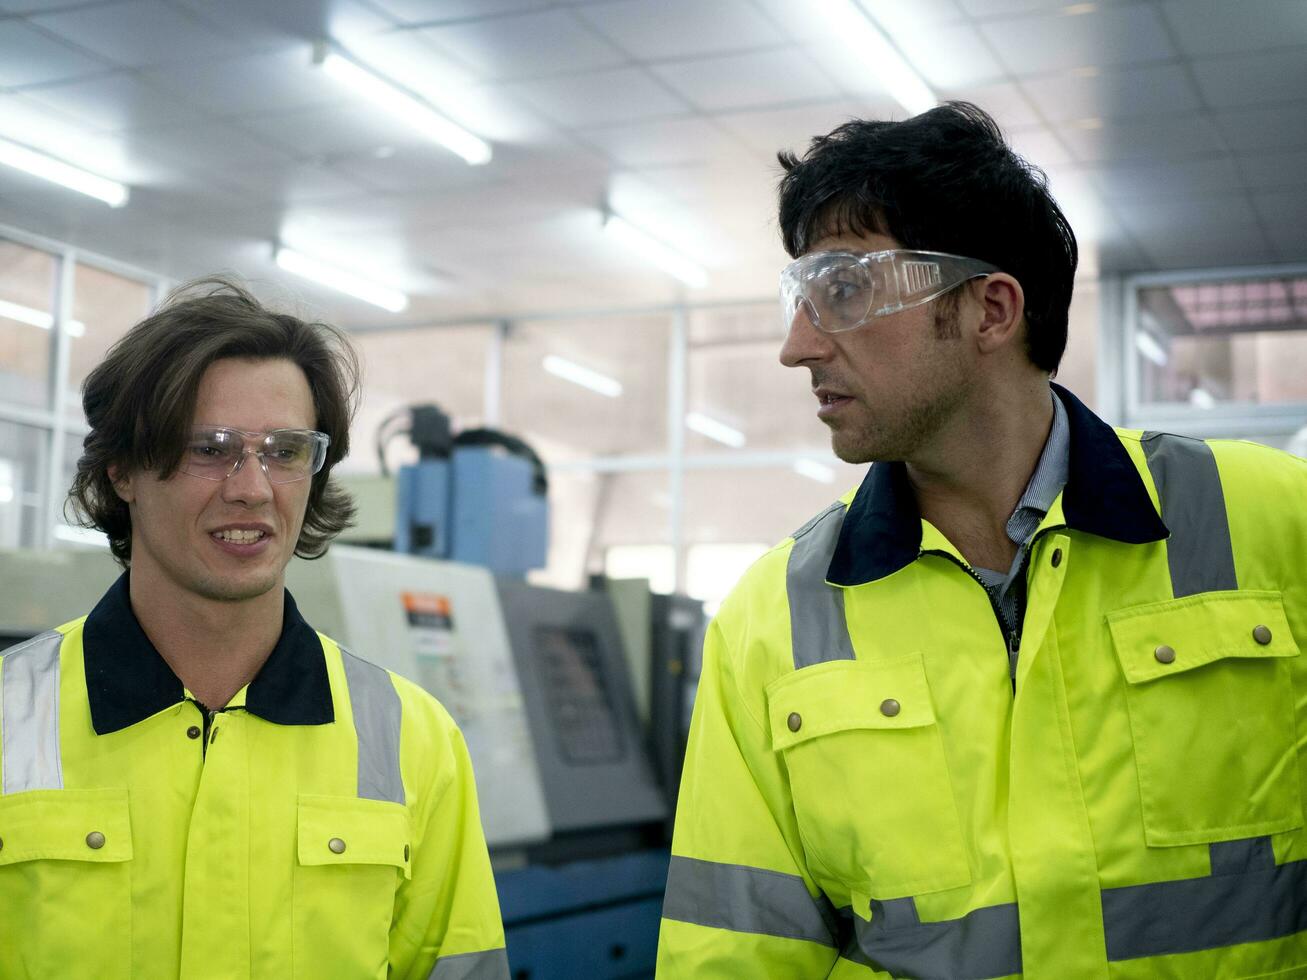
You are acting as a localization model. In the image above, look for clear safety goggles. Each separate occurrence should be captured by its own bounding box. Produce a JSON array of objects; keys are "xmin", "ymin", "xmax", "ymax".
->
[
  {"xmin": 780, "ymin": 249, "xmax": 999, "ymax": 334},
  {"xmin": 180, "ymin": 426, "xmax": 330, "ymax": 484}
]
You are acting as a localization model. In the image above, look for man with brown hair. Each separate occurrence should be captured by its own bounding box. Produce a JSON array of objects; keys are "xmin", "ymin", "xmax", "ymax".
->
[{"xmin": 0, "ymin": 279, "xmax": 508, "ymax": 979}]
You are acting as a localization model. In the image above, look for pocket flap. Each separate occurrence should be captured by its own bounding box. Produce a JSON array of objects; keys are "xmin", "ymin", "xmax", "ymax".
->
[
  {"xmin": 1107, "ymin": 590, "xmax": 1297, "ymax": 684},
  {"xmin": 767, "ymin": 654, "xmax": 937, "ymax": 752},
  {"xmin": 297, "ymin": 795, "xmax": 412, "ymax": 878},
  {"xmin": 0, "ymin": 788, "xmax": 132, "ymax": 866}
]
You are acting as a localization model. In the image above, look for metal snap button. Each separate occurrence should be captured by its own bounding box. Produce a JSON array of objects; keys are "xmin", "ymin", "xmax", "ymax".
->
[
  {"xmin": 1154, "ymin": 645, "xmax": 1176, "ymax": 664},
  {"xmin": 0, "ymin": 837, "xmax": 4, "ymax": 852},
  {"xmin": 1253, "ymin": 625, "xmax": 1273, "ymax": 645},
  {"xmin": 86, "ymin": 831, "xmax": 106, "ymax": 850},
  {"xmin": 403, "ymin": 844, "xmax": 410, "ymax": 862},
  {"xmin": 787, "ymin": 712, "xmax": 802, "ymax": 732},
  {"xmin": 880, "ymin": 699, "xmax": 901, "ymax": 718},
  {"xmin": 186, "ymin": 725, "xmax": 201, "ymax": 740},
  {"xmin": 328, "ymin": 837, "xmax": 346, "ymax": 855},
  {"xmin": 1050, "ymin": 548, "xmax": 1063, "ymax": 568}
]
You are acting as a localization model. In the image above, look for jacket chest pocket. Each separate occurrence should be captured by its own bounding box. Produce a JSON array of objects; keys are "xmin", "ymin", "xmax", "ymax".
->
[
  {"xmin": 1108, "ymin": 590, "xmax": 1303, "ymax": 846},
  {"xmin": 294, "ymin": 795, "xmax": 412, "ymax": 980},
  {"xmin": 767, "ymin": 655, "xmax": 971, "ymax": 899},
  {"xmin": 0, "ymin": 788, "xmax": 133, "ymax": 979}
]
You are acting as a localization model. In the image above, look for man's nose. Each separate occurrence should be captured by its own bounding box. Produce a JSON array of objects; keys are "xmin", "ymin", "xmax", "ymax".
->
[
  {"xmin": 222, "ymin": 451, "xmax": 275, "ymax": 503},
  {"xmin": 779, "ymin": 299, "xmax": 834, "ymax": 368}
]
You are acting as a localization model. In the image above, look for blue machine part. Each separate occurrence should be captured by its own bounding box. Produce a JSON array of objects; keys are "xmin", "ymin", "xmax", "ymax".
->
[
  {"xmin": 496, "ymin": 850, "xmax": 669, "ymax": 980},
  {"xmin": 448, "ymin": 446, "xmax": 548, "ymax": 576},
  {"xmin": 394, "ymin": 457, "xmax": 451, "ymax": 558}
]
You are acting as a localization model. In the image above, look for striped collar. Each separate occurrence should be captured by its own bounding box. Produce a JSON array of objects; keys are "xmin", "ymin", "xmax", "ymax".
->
[
  {"xmin": 82, "ymin": 572, "xmax": 334, "ymax": 735},
  {"xmin": 826, "ymin": 383, "xmax": 1169, "ymax": 587}
]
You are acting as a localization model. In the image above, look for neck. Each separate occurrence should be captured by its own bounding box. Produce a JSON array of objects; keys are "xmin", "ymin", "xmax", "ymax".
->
[
  {"xmin": 127, "ymin": 565, "xmax": 285, "ymax": 710},
  {"xmin": 905, "ymin": 375, "xmax": 1055, "ymax": 570}
]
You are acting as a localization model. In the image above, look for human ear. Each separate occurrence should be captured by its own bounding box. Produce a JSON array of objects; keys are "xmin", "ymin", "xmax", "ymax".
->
[
  {"xmin": 974, "ymin": 274, "xmax": 1025, "ymax": 355},
  {"xmin": 108, "ymin": 464, "xmax": 135, "ymax": 503}
]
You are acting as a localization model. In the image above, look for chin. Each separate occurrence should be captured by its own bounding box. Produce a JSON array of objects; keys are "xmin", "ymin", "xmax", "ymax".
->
[{"xmin": 193, "ymin": 570, "xmax": 281, "ymax": 603}]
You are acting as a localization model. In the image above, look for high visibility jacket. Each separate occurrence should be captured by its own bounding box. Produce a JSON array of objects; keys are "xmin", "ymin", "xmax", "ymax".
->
[
  {"xmin": 658, "ymin": 384, "xmax": 1307, "ymax": 979},
  {"xmin": 0, "ymin": 574, "xmax": 508, "ymax": 980}
]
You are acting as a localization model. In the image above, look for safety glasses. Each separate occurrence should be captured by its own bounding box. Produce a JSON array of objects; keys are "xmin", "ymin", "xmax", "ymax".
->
[
  {"xmin": 180, "ymin": 427, "xmax": 330, "ymax": 484},
  {"xmin": 780, "ymin": 249, "xmax": 999, "ymax": 334}
]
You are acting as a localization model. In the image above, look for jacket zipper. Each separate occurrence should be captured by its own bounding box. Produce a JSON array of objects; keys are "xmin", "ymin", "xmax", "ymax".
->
[{"xmin": 926, "ymin": 550, "xmax": 1022, "ymax": 689}]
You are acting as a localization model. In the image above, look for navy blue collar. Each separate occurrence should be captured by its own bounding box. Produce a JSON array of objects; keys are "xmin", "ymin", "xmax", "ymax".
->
[
  {"xmin": 83, "ymin": 572, "xmax": 335, "ymax": 735},
  {"xmin": 826, "ymin": 383, "xmax": 1169, "ymax": 587}
]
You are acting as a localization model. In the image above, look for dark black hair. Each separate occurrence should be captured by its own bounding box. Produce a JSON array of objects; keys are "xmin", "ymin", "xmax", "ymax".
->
[{"xmin": 777, "ymin": 102, "xmax": 1078, "ymax": 372}]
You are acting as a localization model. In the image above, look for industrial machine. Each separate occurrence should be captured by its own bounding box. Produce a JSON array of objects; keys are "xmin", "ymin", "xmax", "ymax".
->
[{"xmin": 379, "ymin": 404, "xmax": 548, "ymax": 576}]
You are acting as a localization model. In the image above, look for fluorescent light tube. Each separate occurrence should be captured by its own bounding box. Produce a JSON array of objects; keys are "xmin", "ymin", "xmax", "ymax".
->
[
  {"xmin": 0, "ymin": 298, "xmax": 85, "ymax": 336},
  {"xmin": 0, "ymin": 138, "xmax": 128, "ymax": 207},
  {"xmin": 319, "ymin": 50, "xmax": 491, "ymax": 166},
  {"xmin": 793, "ymin": 459, "xmax": 836, "ymax": 484},
  {"xmin": 1135, "ymin": 331, "xmax": 1168, "ymax": 367},
  {"xmin": 686, "ymin": 411, "xmax": 746, "ymax": 448},
  {"xmin": 821, "ymin": 1, "xmax": 937, "ymax": 116},
  {"xmin": 275, "ymin": 247, "xmax": 409, "ymax": 313},
  {"xmin": 542, "ymin": 355, "xmax": 623, "ymax": 398},
  {"xmin": 603, "ymin": 212, "xmax": 708, "ymax": 288}
]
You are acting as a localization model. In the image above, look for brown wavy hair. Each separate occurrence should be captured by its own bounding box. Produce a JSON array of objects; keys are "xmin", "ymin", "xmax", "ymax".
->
[{"xmin": 68, "ymin": 277, "xmax": 360, "ymax": 565}]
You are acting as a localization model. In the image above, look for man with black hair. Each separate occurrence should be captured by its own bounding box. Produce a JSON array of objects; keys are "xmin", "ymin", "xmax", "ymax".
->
[
  {"xmin": 0, "ymin": 279, "xmax": 508, "ymax": 979},
  {"xmin": 658, "ymin": 103, "xmax": 1307, "ymax": 978}
]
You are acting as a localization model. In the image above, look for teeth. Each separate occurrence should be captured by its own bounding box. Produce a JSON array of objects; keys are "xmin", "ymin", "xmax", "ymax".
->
[{"xmin": 216, "ymin": 529, "xmax": 265, "ymax": 544}]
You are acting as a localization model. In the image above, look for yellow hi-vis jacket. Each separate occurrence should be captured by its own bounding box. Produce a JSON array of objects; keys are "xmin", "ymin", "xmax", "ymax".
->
[
  {"xmin": 658, "ymin": 384, "xmax": 1307, "ymax": 979},
  {"xmin": 0, "ymin": 574, "xmax": 508, "ymax": 980}
]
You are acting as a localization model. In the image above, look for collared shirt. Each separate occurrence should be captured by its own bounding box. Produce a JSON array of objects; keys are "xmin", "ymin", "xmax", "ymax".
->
[
  {"xmin": 972, "ymin": 390, "xmax": 1070, "ymax": 640},
  {"xmin": 82, "ymin": 572, "xmax": 334, "ymax": 733}
]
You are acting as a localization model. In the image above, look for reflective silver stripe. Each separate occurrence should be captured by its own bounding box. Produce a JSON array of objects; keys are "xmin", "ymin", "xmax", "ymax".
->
[
  {"xmin": 341, "ymin": 649, "xmax": 405, "ymax": 805},
  {"xmin": 841, "ymin": 897, "xmax": 1022, "ymax": 980},
  {"xmin": 1103, "ymin": 854, "xmax": 1307, "ymax": 961},
  {"xmin": 427, "ymin": 947, "xmax": 510, "ymax": 980},
  {"xmin": 1209, "ymin": 835, "xmax": 1275, "ymax": 877},
  {"xmin": 1, "ymin": 630, "xmax": 64, "ymax": 795},
  {"xmin": 786, "ymin": 503, "xmax": 855, "ymax": 669},
  {"xmin": 662, "ymin": 855, "xmax": 838, "ymax": 947},
  {"xmin": 1142, "ymin": 432, "xmax": 1238, "ymax": 597}
]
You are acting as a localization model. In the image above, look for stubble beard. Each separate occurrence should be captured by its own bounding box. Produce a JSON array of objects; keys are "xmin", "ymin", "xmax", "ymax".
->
[{"xmin": 189, "ymin": 566, "xmax": 282, "ymax": 603}]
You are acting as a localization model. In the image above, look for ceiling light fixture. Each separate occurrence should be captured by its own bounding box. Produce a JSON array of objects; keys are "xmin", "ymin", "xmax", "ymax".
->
[
  {"xmin": 685, "ymin": 412, "xmax": 746, "ymax": 448},
  {"xmin": 0, "ymin": 137, "xmax": 128, "ymax": 207},
  {"xmin": 602, "ymin": 211, "xmax": 708, "ymax": 288},
  {"xmin": 542, "ymin": 355, "xmax": 624, "ymax": 398},
  {"xmin": 316, "ymin": 45, "xmax": 491, "ymax": 166},
  {"xmin": 820, "ymin": 1, "xmax": 936, "ymax": 116},
  {"xmin": 793, "ymin": 459, "xmax": 836, "ymax": 484},
  {"xmin": 274, "ymin": 246, "xmax": 409, "ymax": 313},
  {"xmin": 0, "ymin": 298, "xmax": 85, "ymax": 336}
]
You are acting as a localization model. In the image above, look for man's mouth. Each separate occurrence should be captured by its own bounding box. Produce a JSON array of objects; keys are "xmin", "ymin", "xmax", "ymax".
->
[{"xmin": 212, "ymin": 529, "xmax": 267, "ymax": 544}]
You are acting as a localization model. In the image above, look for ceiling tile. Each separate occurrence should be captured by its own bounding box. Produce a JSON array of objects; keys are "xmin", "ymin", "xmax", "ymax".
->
[
  {"xmin": 1212, "ymin": 104, "xmax": 1307, "ymax": 154},
  {"xmin": 1008, "ymin": 125, "xmax": 1073, "ymax": 167},
  {"xmin": 0, "ymin": 90, "xmax": 147, "ymax": 182},
  {"xmin": 0, "ymin": 19, "xmax": 110, "ymax": 87},
  {"xmin": 578, "ymin": 117, "xmax": 746, "ymax": 167},
  {"xmin": 959, "ymin": 0, "xmax": 1134, "ymax": 17},
  {"xmin": 329, "ymin": 141, "xmax": 503, "ymax": 193},
  {"xmin": 1191, "ymin": 49, "xmax": 1307, "ymax": 110},
  {"xmin": 714, "ymin": 99, "xmax": 883, "ymax": 158},
  {"xmin": 936, "ymin": 81, "xmax": 1041, "ymax": 129},
  {"xmin": 498, "ymin": 67, "xmax": 689, "ymax": 127},
  {"xmin": 1240, "ymin": 148, "xmax": 1307, "ymax": 190},
  {"xmin": 650, "ymin": 47, "xmax": 840, "ymax": 113},
  {"xmin": 416, "ymin": 8, "xmax": 627, "ymax": 81},
  {"xmin": 890, "ymin": 21, "xmax": 1007, "ymax": 88},
  {"xmin": 1083, "ymin": 154, "xmax": 1245, "ymax": 202},
  {"xmin": 168, "ymin": 0, "xmax": 396, "ymax": 50},
  {"xmin": 126, "ymin": 121, "xmax": 299, "ymax": 189},
  {"xmin": 20, "ymin": 72, "xmax": 199, "ymax": 132},
  {"xmin": 1252, "ymin": 189, "xmax": 1307, "ymax": 258},
  {"xmin": 1161, "ymin": 0, "xmax": 1307, "ymax": 57},
  {"xmin": 366, "ymin": 0, "xmax": 554, "ymax": 25},
  {"xmin": 980, "ymin": 4, "xmax": 1176, "ymax": 76},
  {"xmin": 140, "ymin": 48, "xmax": 355, "ymax": 117},
  {"xmin": 29, "ymin": 0, "xmax": 241, "ymax": 68},
  {"xmin": 238, "ymin": 101, "xmax": 437, "ymax": 158},
  {"xmin": 0, "ymin": 0, "xmax": 126, "ymax": 10},
  {"xmin": 577, "ymin": 0, "xmax": 785, "ymax": 60},
  {"xmin": 1056, "ymin": 112, "xmax": 1227, "ymax": 163},
  {"xmin": 860, "ymin": 0, "xmax": 968, "ymax": 32},
  {"xmin": 1021, "ymin": 63, "xmax": 1202, "ymax": 123}
]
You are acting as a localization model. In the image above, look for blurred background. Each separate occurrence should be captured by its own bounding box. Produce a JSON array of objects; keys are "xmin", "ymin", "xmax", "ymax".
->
[{"xmin": 1, "ymin": 2, "xmax": 1305, "ymax": 974}]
